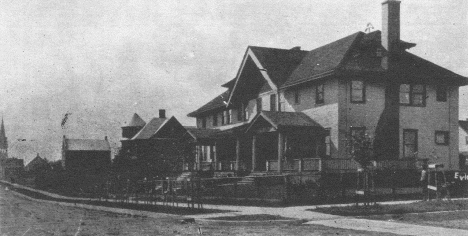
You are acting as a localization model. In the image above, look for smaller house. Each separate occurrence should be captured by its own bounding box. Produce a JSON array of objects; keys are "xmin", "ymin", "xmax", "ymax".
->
[
  {"xmin": 62, "ymin": 136, "xmax": 111, "ymax": 175},
  {"xmin": 0, "ymin": 157, "xmax": 24, "ymax": 182},
  {"xmin": 25, "ymin": 153, "xmax": 49, "ymax": 172}
]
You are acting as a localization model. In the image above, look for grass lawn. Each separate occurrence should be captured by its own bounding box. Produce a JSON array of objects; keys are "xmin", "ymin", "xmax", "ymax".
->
[{"xmin": 311, "ymin": 200, "xmax": 468, "ymax": 216}]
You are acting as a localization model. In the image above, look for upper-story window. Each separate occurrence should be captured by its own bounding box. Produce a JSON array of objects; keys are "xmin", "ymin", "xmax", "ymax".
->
[
  {"xmin": 435, "ymin": 131, "xmax": 449, "ymax": 145},
  {"xmin": 256, "ymin": 97, "xmax": 262, "ymax": 113},
  {"xmin": 436, "ymin": 85, "xmax": 447, "ymax": 102},
  {"xmin": 243, "ymin": 102, "xmax": 249, "ymax": 121},
  {"xmin": 351, "ymin": 80, "xmax": 365, "ymax": 103},
  {"xmin": 201, "ymin": 117, "xmax": 206, "ymax": 128},
  {"xmin": 212, "ymin": 114, "xmax": 218, "ymax": 126},
  {"xmin": 270, "ymin": 94, "xmax": 276, "ymax": 111},
  {"xmin": 316, "ymin": 83, "xmax": 324, "ymax": 104},
  {"xmin": 403, "ymin": 129, "xmax": 418, "ymax": 158},
  {"xmin": 221, "ymin": 111, "xmax": 225, "ymax": 125},
  {"xmin": 399, "ymin": 84, "xmax": 425, "ymax": 106},
  {"xmin": 223, "ymin": 110, "xmax": 231, "ymax": 125},
  {"xmin": 294, "ymin": 89, "xmax": 300, "ymax": 104},
  {"xmin": 237, "ymin": 107, "xmax": 242, "ymax": 121}
]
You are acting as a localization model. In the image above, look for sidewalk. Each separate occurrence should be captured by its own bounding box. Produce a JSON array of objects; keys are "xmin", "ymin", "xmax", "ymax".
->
[{"xmin": 4, "ymin": 181, "xmax": 468, "ymax": 236}]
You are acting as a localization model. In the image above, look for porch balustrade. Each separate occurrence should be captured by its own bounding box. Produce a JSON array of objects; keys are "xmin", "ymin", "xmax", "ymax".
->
[
  {"xmin": 217, "ymin": 161, "xmax": 237, "ymax": 171},
  {"xmin": 263, "ymin": 158, "xmax": 423, "ymax": 172}
]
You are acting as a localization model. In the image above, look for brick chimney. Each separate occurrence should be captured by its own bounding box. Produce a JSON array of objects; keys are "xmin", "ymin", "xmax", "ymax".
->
[
  {"xmin": 382, "ymin": 0, "xmax": 401, "ymax": 53},
  {"xmin": 159, "ymin": 109, "xmax": 166, "ymax": 119}
]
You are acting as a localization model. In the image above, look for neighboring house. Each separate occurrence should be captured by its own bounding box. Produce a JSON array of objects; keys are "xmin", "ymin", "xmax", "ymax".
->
[
  {"xmin": 0, "ymin": 118, "xmax": 23, "ymax": 181},
  {"xmin": 0, "ymin": 158, "xmax": 24, "ymax": 181},
  {"xmin": 25, "ymin": 153, "xmax": 49, "ymax": 172},
  {"xmin": 459, "ymin": 119, "xmax": 468, "ymax": 158},
  {"xmin": 115, "ymin": 110, "xmax": 190, "ymax": 179},
  {"xmin": 187, "ymin": 0, "xmax": 467, "ymax": 175},
  {"xmin": 61, "ymin": 136, "xmax": 111, "ymax": 175}
]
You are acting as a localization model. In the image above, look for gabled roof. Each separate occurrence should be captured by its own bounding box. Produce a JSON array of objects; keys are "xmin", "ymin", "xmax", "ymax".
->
[
  {"xmin": 246, "ymin": 111, "xmax": 323, "ymax": 133},
  {"xmin": 249, "ymin": 46, "xmax": 308, "ymax": 86},
  {"xmin": 282, "ymin": 32, "xmax": 362, "ymax": 88},
  {"xmin": 132, "ymin": 117, "xmax": 168, "ymax": 140},
  {"xmin": 25, "ymin": 154, "xmax": 47, "ymax": 169},
  {"xmin": 64, "ymin": 139, "xmax": 110, "ymax": 151},
  {"xmin": 460, "ymin": 120, "xmax": 468, "ymax": 133},
  {"xmin": 187, "ymin": 90, "xmax": 230, "ymax": 117},
  {"xmin": 125, "ymin": 113, "xmax": 146, "ymax": 127}
]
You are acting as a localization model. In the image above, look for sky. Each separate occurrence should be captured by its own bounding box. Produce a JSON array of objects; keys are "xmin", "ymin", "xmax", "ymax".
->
[{"xmin": 0, "ymin": 0, "xmax": 467, "ymax": 164}]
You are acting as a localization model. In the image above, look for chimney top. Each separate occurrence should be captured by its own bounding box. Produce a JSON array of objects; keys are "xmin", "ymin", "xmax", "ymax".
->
[
  {"xmin": 290, "ymin": 46, "xmax": 301, "ymax": 51},
  {"xmin": 159, "ymin": 109, "xmax": 166, "ymax": 119}
]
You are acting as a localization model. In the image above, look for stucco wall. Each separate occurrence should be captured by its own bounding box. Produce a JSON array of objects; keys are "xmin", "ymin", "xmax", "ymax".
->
[
  {"xmin": 459, "ymin": 126, "xmax": 468, "ymax": 154},
  {"xmin": 399, "ymin": 85, "xmax": 459, "ymax": 170},
  {"xmin": 281, "ymin": 78, "xmax": 340, "ymax": 158},
  {"xmin": 338, "ymin": 79, "xmax": 386, "ymax": 159}
]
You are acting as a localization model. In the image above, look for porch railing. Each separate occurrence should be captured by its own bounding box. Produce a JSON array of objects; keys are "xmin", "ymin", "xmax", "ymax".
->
[
  {"xmin": 217, "ymin": 161, "xmax": 237, "ymax": 171},
  {"xmin": 264, "ymin": 158, "xmax": 423, "ymax": 172}
]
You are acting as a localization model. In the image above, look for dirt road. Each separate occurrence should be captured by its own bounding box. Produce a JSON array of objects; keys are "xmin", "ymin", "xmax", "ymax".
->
[{"xmin": 0, "ymin": 187, "xmax": 395, "ymax": 235}]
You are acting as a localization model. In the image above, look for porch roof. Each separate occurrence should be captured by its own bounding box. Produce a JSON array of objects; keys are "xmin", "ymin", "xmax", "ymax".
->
[{"xmin": 246, "ymin": 111, "xmax": 323, "ymax": 133}]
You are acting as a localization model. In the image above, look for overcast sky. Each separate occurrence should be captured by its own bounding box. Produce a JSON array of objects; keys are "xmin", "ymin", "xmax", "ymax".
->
[{"xmin": 1, "ymin": 0, "xmax": 467, "ymax": 163}]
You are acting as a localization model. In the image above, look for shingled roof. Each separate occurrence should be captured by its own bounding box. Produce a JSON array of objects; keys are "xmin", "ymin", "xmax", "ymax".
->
[
  {"xmin": 125, "ymin": 113, "xmax": 146, "ymax": 127},
  {"xmin": 64, "ymin": 139, "xmax": 110, "ymax": 151},
  {"xmin": 282, "ymin": 32, "xmax": 361, "ymax": 88},
  {"xmin": 132, "ymin": 117, "xmax": 167, "ymax": 140},
  {"xmin": 187, "ymin": 90, "xmax": 230, "ymax": 117},
  {"xmin": 246, "ymin": 111, "xmax": 323, "ymax": 133},
  {"xmin": 249, "ymin": 46, "xmax": 308, "ymax": 87}
]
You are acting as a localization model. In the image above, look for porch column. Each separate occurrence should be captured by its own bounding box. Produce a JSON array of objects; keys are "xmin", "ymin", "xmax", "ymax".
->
[
  {"xmin": 196, "ymin": 145, "xmax": 202, "ymax": 171},
  {"xmin": 252, "ymin": 135, "xmax": 257, "ymax": 171},
  {"xmin": 278, "ymin": 132, "xmax": 284, "ymax": 173},
  {"xmin": 235, "ymin": 138, "xmax": 241, "ymax": 171},
  {"xmin": 213, "ymin": 142, "xmax": 218, "ymax": 171}
]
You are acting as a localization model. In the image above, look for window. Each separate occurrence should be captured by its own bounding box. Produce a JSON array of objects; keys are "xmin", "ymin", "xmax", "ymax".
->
[
  {"xmin": 256, "ymin": 97, "xmax": 262, "ymax": 113},
  {"xmin": 436, "ymin": 86, "xmax": 447, "ymax": 102},
  {"xmin": 201, "ymin": 117, "xmax": 206, "ymax": 128},
  {"xmin": 294, "ymin": 89, "xmax": 300, "ymax": 104},
  {"xmin": 243, "ymin": 103, "xmax": 249, "ymax": 121},
  {"xmin": 223, "ymin": 110, "xmax": 231, "ymax": 125},
  {"xmin": 324, "ymin": 129, "xmax": 331, "ymax": 157},
  {"xmin": 227, "ymin": 109, "xmax": 232, "ymax": 124},
  {"xmin": 316, "ymin": 83, "xmax": 324, "ymax": 104},
  {"xmin": 270, "ymin": 94, "xmax": 276, "ymax": 111},
  {"xmin": 435, "ymin": 131, "xmax": 449, "ymax": 145},
  {"xmin": 212, "ymin": 114, "xmax": 218, "ymax": 126},
  {"xmin": 351, "ymin": 80, "xmax": 365, "ymax": 103},
  {"xmin": 403, "ymin": 129, "xmax": 418, "ymax": 158},
  {"xmin": 466, "ymin": 136, "xmax": 468, "ymax": 145},
  {"xmin": 399, "ymin": 84, "xmax": 426, "ymax": 106},
  {"xmin": 237, "ymin": 106, "xmax": 242, "ymax": 121},
  {"xmin": 221, "ymin": 111, "xmax": 225, "ymax": 125}
]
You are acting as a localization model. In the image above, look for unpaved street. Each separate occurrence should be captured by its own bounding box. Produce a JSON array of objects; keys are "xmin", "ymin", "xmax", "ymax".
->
[{"xmin": 0, "ymin": 188, "xmax": 395, "ymax": 235}]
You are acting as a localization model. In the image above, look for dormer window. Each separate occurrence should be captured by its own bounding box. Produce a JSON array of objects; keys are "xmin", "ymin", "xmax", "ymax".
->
[
  {"xmin": 270, "ymin": 94, "xmax": 277, "ymax": 111},
  {"xmin": 201, "ymin": 117, "xmax": 206, "ymax": 128},
  {"xmin": 212, "ymin": 114, "xmax": 218, "ymax": 126}
]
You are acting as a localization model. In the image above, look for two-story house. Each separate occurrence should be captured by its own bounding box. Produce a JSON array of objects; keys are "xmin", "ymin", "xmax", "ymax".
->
[{"xmin": 188, "ymin": 0, "xmax": 467, "ymax": 176}]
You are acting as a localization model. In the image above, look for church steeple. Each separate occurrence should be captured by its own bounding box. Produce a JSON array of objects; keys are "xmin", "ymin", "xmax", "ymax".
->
[{"xmin": 0, "ymin": 117, "xmax": 8, "ymax": 158}]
